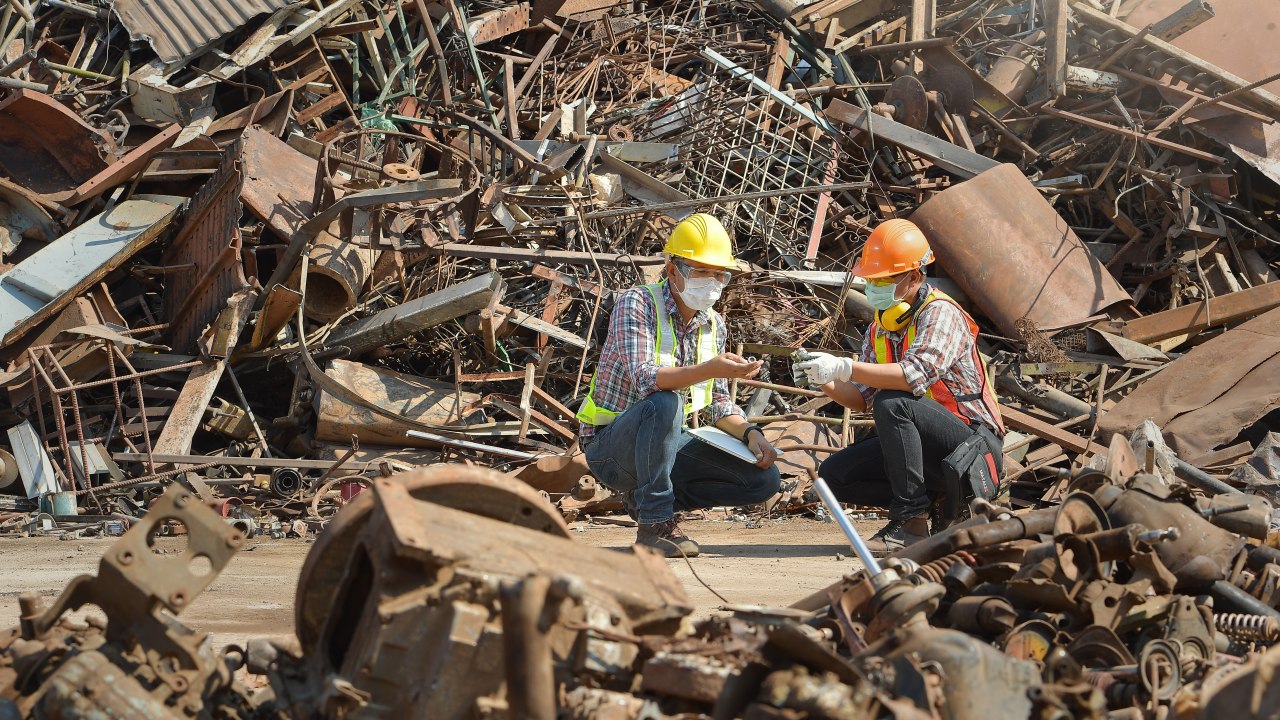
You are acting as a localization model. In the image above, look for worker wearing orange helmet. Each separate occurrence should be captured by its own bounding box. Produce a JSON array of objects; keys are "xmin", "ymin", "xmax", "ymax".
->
[
  {"xmin": 578, "ymin": 214, "xmax": 780, "ymax": 557},
  {"xmin": 794, "ymin": 219, "xmax": 1004, "ymax": 556}
]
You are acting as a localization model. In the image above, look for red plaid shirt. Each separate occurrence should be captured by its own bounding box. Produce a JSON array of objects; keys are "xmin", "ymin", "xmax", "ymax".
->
[
  {"xmin": 579, "ymin": 282, "xmax": 743, "ymax": 443},
  {"xmin": 855, "ymin": 284, "xmax": 1004, "ymax": 435}
]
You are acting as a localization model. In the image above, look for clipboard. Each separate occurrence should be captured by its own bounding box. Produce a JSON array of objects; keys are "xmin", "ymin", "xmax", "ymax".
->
[{"xmin": 688, "ymin": 426, "xmax": 769, "ymax": 464}]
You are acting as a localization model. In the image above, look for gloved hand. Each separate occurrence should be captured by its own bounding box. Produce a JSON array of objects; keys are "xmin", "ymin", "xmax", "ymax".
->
[{"xmin": 793, "ymin": 352, "xmax": 854, "ymax": 387}]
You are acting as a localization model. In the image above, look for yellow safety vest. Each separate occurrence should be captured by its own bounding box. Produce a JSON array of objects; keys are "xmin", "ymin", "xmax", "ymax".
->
[
  {"xmin": 871, "ymin": 288, "xmax": 1005, "ymax": 435},
  {"xmin": 577, "ymin": 283, "xmax": 718, "ymax": 426}
]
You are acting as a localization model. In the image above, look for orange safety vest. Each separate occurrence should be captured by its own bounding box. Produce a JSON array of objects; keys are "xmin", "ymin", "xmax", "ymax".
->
[{"xmin": 871, "ymin": 289, "xmax": 1005, "ymax": 435}]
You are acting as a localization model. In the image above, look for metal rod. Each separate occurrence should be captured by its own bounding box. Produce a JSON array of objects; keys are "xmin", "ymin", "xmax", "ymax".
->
[
  {"xmin": 814, "ymin": 477, "xmax": 883, "ymax": 575},
  {"xmin": 406, "ymin": 429, "xmax": 542, "ymax": 460}
]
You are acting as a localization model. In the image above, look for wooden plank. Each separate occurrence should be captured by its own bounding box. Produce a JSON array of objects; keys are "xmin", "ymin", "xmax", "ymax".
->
[
  {"xmin": 1045, "ymin": 0, "xmax": 1068, "ymax": 98},
  {"xmin": 433, "ymin": 243, "xmax": 664, "ymax": 266},
  {"xmin": 1104, "ymin": 281, "xmax": 1280, "ymax": 344},
  {"xmin": 495, "ymin": 304, "xmax": 586, "ymax": 349},
  {"xmin": 324, "ymin": 272, "xmax": 503, "ymax": 356},
  {"xmin": 1000, "ymin": 405, "xmax": 1092, "ymax": 454},
  {"xmin": 910, "ymin": 0, "xmax": 936, "ymax": 41},
  {"xmin": 114, "ymin": 452, "xmax": 378, "ymax": 471},
  {"xmin": 825, "ymin": 99, "xmax": 1000, "ymax": 178},
  {"xmin": 0, "ymin": 197, "xmax": 181, "ymax": 348}
]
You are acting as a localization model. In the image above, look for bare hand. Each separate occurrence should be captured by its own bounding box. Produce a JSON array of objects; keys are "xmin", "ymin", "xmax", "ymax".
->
[
  {"xmin": 746, "ymin": 428, "xmax": 778, "ymax": 469},
  {"xmin": 704, "ymin": 352, "xmax": 762, "ymax": 380}
]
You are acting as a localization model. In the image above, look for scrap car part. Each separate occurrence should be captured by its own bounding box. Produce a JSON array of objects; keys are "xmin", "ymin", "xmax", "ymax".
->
[
  {"xmin": 3, "ymin": 485, "xmax": 247, "ymax": 717},
  {"xmin": 290, "ymin": 465, "xmax": 689, "ymax": 719}
]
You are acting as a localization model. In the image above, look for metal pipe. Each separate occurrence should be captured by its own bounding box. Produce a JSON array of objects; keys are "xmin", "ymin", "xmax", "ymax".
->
[
  {"xmin": 406, "ymin": 429, "xmax": 542, "ymax": 460},
  {"xmin": 500, "ymin": 576, "xmax": 556, "ymax": 720},
  {"xmin": 814, "ymin": 477, "xmax": 882, "ymax": 576},
  {"xmin": 1210, "ymin": 581, "xmax": 1280, "ymax": 624},
  {"xmin": 1174, "ymin": 458, "xmax": 1241, "ymax": 496}
]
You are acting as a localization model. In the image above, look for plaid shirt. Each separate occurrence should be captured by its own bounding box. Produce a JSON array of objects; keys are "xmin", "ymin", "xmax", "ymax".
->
[
  {"xmin": 579, "ymin": 282, "xmax": 743, "ymax": 443},
  {"xmin": 854, "ymin": 284, "xmax": 1004, "ymax": 435}
]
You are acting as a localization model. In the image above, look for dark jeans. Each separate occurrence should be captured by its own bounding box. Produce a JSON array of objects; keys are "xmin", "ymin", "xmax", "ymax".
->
[
  {"xmin": 819, "ymin": 390, "xmax": 1002, "ymax": 521},
  {"xmin": 583, "ymin": 391, "xmax": 781, "ymax": 525}
]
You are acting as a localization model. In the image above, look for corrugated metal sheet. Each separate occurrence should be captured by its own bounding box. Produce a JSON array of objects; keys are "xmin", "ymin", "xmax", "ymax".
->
[{"xmin": 111, "ymin": 0, "xmax": 293, "ymax": 63}]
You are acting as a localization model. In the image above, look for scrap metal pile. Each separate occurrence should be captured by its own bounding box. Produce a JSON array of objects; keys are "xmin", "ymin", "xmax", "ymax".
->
[
  {"xmin": 0, "ymin": 0, "xmax": 1277, "ymax": 546},
  {"xmin": 6, "ymin": 449, "xmax": 1280, "ymax": 718}
]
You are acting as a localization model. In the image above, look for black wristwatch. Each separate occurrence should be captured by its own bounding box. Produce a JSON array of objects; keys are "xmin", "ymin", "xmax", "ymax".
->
[{"xmin": 742, "ymin": 424, "xmax": 764, "ymax": 442}]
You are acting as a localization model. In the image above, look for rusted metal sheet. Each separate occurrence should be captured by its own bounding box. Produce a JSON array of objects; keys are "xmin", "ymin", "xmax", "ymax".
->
[
  {"xmin": 1123, "ymin": 0, "xmax": 1280, "ymax": 95},
  {"xmin": 239, "ymin": 126, "xmax": 316, "ymax": 241},
  {"xmin": 161, "ymin": 140, "xmax": 252, "ymax": 353},
  {"xmin": 1100, "ymin": 305, "xmax": 1280, "ymax": 459},
  {"xmin": 111, "ymin": 0, "xmax": 295, "ymax": 63},
  {"xmin": 909, "ymin": 163, "xmax": 1136, "ymax": 336},
  {"xmin": 58, "ymin": 123, "xmax": 183, "ymax": 205},
  {"xmin": 0, "ymin": 90, "xmax": 109, "ymax": 196},
  {"xmin": 314, "ymin": 359, "xmax": 479, "ymax": 446},
  {"xmin": 468, "ymin": 3, "xmax": 531, "ymax": 45}
]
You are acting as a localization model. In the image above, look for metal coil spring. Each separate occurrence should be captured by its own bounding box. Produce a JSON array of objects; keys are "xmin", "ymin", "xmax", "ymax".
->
[
  {"xmin": 915, "ymin": 552, "xmax": 974, "ymax": 584},
  {"xmin": 1215, "ymin": 613, "xmax": 1280, "ymax": 643}
]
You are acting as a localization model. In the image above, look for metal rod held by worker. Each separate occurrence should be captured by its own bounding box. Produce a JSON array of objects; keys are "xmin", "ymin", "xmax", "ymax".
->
[{"xmin": 814, "ymin": 476, "xmax": 882, "ymax": 575}]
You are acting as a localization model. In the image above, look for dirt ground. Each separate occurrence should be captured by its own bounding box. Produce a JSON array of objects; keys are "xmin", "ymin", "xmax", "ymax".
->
[{"xmin": 0, "ymin": 514, "xmax": 878, "ymax": 649}]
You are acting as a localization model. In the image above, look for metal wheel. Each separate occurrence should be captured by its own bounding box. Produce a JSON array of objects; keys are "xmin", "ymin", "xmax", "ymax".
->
[{"xmin": 294, "ymin": 464, "xmax": 569, "ymax": 653}]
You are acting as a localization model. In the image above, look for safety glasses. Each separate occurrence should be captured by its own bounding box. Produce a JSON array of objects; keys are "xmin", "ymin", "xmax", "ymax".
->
[{"xmin": 674, "ymin": 261, "xmax": 732, "ymax": 285}]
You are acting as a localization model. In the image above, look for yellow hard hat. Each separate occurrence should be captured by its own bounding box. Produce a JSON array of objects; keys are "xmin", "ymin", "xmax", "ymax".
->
[{"xmin": 663, "ymin": 214, "xmax": 738, "ymax": 270}]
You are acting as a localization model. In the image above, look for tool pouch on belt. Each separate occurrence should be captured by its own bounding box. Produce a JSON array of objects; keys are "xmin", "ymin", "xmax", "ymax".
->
[{"xmin": 936, "ymin": 425, "xmax": 1003, "ymax": 520}]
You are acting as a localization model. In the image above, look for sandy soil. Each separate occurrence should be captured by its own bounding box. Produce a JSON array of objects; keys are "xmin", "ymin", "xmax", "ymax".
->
[{"xmin": 0, "ymin": 513, "xmax": 878, "ymax": 649}]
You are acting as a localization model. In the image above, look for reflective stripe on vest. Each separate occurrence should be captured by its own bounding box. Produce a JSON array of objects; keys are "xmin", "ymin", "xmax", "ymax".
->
[
  {"xmin": 576, "ymin": 283, "xmax": 718, "ymax": 426},
  {"xmin": 871, "ymin": 289, "xmax": 1005, "ymax": 435}
]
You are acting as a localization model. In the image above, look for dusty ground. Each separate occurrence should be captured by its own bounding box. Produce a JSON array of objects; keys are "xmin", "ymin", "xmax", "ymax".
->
[{"xmin": 0, "ymin": 514, "xmax": 877, "ymax": 649}]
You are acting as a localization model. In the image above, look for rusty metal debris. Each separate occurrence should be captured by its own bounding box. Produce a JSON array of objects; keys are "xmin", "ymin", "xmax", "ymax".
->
[
  {"xmin": 0, "ymin": 0, "xmax": 1277, "ymax": 712},
  {"xmin": 5, "ymin": 454, "xmax": 1280, "ymax": 718}
]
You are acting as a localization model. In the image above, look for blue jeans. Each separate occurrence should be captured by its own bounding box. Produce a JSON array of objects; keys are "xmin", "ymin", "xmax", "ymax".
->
[
  {"xmin": 582, "ymin": 391, "xmax": 781, "ymax": 525},
  {"xmin": 819, "ymin": 390, "xmax": 1002, "ymax": 521}
]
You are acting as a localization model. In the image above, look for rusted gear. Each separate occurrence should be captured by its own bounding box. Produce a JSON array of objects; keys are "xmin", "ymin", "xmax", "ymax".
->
[
  {"xmin": 294, "ymin": 464, "xmax": 570, "ymax": 653},
  {"xmin": 607, "ymin": 124, "xmax": 634, "ymax": 142}
]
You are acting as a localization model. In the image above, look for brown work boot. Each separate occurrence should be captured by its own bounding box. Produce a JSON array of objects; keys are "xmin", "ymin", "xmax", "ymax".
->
[
  {"xmin": 636, "ymin": 518, "xmax": 701, "ymax": 558},
  {"xmin": 864, "ymin": 516, "xmax": 930, "ymax": 558}
]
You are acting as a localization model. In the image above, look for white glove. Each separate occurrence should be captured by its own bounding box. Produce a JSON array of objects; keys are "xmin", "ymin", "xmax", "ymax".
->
[{"xmin": 793, "ymin": 352, "xmax": 854, "ymax": 387}]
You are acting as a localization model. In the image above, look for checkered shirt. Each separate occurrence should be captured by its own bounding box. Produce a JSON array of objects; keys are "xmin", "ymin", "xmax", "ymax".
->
[{"xmin": 579, "ymin": 282, "xmax": 743, "ymax": 443}]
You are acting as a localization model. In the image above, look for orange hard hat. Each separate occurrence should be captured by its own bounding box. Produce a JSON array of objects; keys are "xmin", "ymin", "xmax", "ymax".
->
[{"xmin": 851, "ymin": 219, "xmax": 934, "ymax": 278}]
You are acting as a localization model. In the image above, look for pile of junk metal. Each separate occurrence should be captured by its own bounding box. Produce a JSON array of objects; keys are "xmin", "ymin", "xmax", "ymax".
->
[
  {"xmin": 0, "ymin": 0, "xmax": 1274, "ymax": 538},
  {"xmin": 0, "ymin": 0, "xmax": 1275, "ymax": 571},
  {"xmin": 6, "ymin": 433, "xmax": 1280, "ymax": 719}
]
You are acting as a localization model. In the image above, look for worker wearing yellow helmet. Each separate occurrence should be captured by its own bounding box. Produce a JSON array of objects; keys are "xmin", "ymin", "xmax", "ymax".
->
[
  {"xmin": 577, "ymin": 213, "xmax": 780, "ymax": 557},
  {"xmin": 793, "ymin": 219, "xmax": 1004, "ymax": 556}
]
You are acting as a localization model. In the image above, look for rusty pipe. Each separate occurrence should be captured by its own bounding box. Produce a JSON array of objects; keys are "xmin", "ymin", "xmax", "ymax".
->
[
  {"xmin": 500, "ymin": 576, "xmax": 556, "ymax": 720},
  {"xmin": 946, "ymin": 507, "xmax": 1059, "ymax": 552},
  {"xmin": 1210, "ymin": 581, "xmax": 1280, "ymax": 625}
]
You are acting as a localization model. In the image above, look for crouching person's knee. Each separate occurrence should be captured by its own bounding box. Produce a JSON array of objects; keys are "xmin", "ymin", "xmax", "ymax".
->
[{"xmin": 742, "ymin": 465, "xmax": 782, "ymax": 504}]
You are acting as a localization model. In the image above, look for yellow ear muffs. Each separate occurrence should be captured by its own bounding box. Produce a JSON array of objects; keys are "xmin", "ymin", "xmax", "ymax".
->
[{"xmin": 877, "ymin": 301, "xmax": 915, "ymax": 332}]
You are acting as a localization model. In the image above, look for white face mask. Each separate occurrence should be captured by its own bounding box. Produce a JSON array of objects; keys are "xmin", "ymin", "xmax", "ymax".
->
[{"xmin": 676, "ymin": 275, "xmax": 724, "ymax": 311}]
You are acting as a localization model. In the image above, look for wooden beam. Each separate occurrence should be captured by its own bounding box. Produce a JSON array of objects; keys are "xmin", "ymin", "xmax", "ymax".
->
[
  {"xmin": 910, "ymin": 0, "xmax": 936, "ymax": 41},
  {"xmin": 432, "ymin": 243, "xmax": 664, "ymax": 266},
  {"xmin": 324, "ymin": 272, "xmax": 503, "ymax": 356},
  {"xmin": 1103, "ymin": 281, "xmax": 1280, "ymax": 344},
  {"xmin": 1000, "ymin": 405, "xmax": 1092, "ymax": 454},
  {"xmin": 825, "ymin": 99, "xmax": 1000, "ymax": 178},
  {"xmin": 1045, "ymin": 0, "xmax": 1068, "ymax": 98}
]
